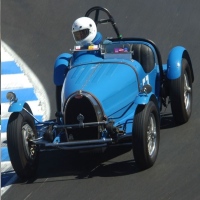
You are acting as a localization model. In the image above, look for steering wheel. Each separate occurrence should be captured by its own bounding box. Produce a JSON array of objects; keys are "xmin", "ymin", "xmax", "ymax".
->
[{"xmin": 85, "ymin": 6, "xmax": 122, "ymax": 38}]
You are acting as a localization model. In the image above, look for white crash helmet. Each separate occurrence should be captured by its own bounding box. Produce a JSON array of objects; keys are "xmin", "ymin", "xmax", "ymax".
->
[{"xmin": 72, "ymin": 17, "xmax": 97, "ymax": 46}]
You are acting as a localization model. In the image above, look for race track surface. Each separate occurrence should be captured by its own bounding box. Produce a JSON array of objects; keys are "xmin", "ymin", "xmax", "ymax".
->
[{"xmin": 2, "ymin": 0, "xmax": 200, "ymax": 199}]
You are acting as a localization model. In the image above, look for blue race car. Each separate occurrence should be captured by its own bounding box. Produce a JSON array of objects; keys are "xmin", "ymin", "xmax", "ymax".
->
[{"xmin": 6, "ymin": 6, "xmax": 194, "ymax": 180}]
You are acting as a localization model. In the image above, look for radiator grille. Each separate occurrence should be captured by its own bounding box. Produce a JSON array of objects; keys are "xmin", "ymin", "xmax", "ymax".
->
[{"xmin": 64, "ymin": 96, "xmax": 99, "ymax": 140}]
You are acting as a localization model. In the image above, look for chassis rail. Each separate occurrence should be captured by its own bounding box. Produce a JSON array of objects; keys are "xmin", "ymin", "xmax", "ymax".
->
[
  {"xmin": 33, "ymin": 138, "xmax": 113, "ymax": 150},
  {"xmin": 53, "ymin": 121, "xmax": 108, "ymax": 129}
]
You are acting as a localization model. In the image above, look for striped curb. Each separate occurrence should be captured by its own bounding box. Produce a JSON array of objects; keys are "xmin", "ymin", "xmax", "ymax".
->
[{"xmin": 1, "ymin": 41, "xmax": 49, "ymax": 195}]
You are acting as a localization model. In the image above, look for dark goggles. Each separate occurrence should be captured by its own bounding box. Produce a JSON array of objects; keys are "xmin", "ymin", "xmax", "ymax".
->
[{"xmin": 73, "ymin": 29, "xmax": 90, "ymax": 41}]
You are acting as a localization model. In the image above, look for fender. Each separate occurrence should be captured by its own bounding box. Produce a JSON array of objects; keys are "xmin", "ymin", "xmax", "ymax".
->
[
  {"xmin": 54, "ymin": 53, "xmax": 72, "ymax": 86},
  {"xmin": 134, "ymin": 93, "xmax": 160, "ymax": 110},
  {"xmin": 167, "ymin": 46, "xmax": 194, "ymax": 81},
  {"xmin": 8, "ymin": 101, "xmax": 25, "ymax": 112},
  {"xmin": 134, "ymin": 92, "xmax": 154, "ymax": 105}
]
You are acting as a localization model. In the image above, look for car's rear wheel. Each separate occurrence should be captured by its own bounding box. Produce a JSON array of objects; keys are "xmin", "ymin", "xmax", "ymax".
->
[
  {"xmin": 7, "ymin": 103, "xmax": 39, "ymax": 180},
  {"xmin": 169, "ymin": 58, "xmax": 192, "ymax": 125},
  {"xmin": 132, "ymin": 101, "xmax": 160, "ymax": 170}
]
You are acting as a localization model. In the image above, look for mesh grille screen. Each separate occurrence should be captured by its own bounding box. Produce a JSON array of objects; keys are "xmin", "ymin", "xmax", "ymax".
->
[{"xmin": 65, "ymin": 96, "xmax": 99, "ymax": 140}]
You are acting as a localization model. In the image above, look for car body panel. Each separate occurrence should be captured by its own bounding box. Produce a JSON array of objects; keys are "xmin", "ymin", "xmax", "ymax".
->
[
  {"xmin": 167, "ymin": 46, "xmax": 186, "ymax": 80},
  {"xmin": 63, "ymin": 61, "xmax": 138, "ymax": 114},
  {"xmin": 54, "ymin": 53, "xmax": 72, "ymax": 85},
  {"xmin": 8, "ymin": 101, "xmax": 25, "ymax": 112}
]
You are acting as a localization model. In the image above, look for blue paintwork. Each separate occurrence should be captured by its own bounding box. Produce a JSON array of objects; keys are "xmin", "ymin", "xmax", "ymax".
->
[
  {"xmin": 8, "ymin": 101, "xmax": 25, "ymax": 112},
  {"xmin": 58, "ymin": 41, "xmax": 163, "ymax": 133},
  {"xmin": 134, "ymin": 92, "xmax": 154, "ymax": 105},
  {"xmin": 167, "ymin": 46, "xmax": 185, "ymax": 80},
  {"xmin": 63, "ymin": 61, "xmax": 138, "ymax": 115},
  {"xmin": 61, "ymin": 44, "xmax": 156, "ymax": 115},
  {"xmin": 72, "ymin": 51, "xmax": 103, "ymax": 65},
  {"xmin": 54, "ymin": 53, "xmax": 72, "ymax": 85}
]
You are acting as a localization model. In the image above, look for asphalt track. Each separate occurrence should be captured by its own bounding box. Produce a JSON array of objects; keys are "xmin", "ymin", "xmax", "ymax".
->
[{"xmin": 1, "ymin": 0, "xmax": 200, "ymax": 199}]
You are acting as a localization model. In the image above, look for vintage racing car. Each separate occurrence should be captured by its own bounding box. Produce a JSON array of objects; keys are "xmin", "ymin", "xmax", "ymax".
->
[{"xmin": 6, "ymin": 6, "xmax": 194, "ymax": 180}]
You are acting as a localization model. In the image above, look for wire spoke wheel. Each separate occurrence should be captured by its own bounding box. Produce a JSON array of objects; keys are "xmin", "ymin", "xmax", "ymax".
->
[
  {"xmin": 132, "ymin": 101, "xmax": 160, "ymax": 170},
  {"xmin": 147, "ymin": 113, "xmax": 157, "ymax": 156},
  {"xmin": 169, "ymin": 58, "xmax": 193, "ymax": 124},
  {"xmin": 7, "ymin": 103, "xmax": 39, "ymax": 181},
  {"xmin": 22, "ymin": 123, "xmax": 37, "ymax": 160},
  {"xmin": 183, "ymin": 72, "xmax": 191, "ymax": 115}
]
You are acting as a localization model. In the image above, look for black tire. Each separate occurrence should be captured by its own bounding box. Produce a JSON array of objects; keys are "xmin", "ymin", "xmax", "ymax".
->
[
  {"xmin": 169, "ymin": 58, "xmax": 192, "ymax": 125},
  {"xmin": 7, "ymin": 103, "xmax": 39, "ymax": 180},
  {"xmin": 132, "ymin": 101, "xmax": 160, "ymax": 170}
]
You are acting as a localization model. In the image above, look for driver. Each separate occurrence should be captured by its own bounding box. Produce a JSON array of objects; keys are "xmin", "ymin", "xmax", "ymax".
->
[{"xmin": 72, "ymin": 17, "xmax": 102, "ymax": 47}]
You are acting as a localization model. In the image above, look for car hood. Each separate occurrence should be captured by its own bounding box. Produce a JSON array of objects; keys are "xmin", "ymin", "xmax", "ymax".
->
[{"xmin": 62, "ymin": 61, "xmax": 140, "ymax": 117}]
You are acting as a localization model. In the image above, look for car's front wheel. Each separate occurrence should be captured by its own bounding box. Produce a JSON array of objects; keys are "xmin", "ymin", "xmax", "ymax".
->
[
  {"xmin": 7, "ymin": 103, "xmax": 39, "ymax": 180},
  {"xmin": 169, "ymin": 58, "xmax": 193, "ymax": 125},
  {"xmin": 132, "ymin": 101, "xmax": 160, "ymax": 170}
]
